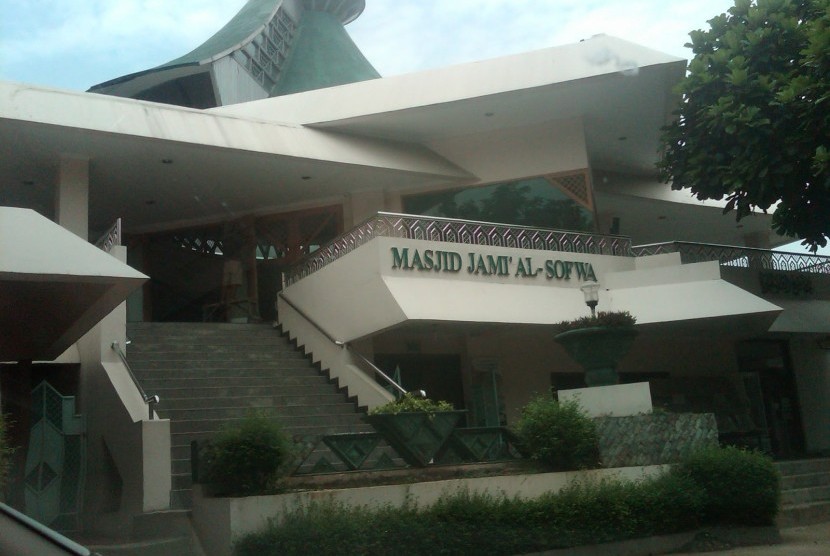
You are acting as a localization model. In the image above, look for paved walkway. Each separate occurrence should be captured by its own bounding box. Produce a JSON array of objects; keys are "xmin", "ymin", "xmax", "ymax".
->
[{"xmin": 681, "ymin": 522, "xmax": 830, "ymax": 555}]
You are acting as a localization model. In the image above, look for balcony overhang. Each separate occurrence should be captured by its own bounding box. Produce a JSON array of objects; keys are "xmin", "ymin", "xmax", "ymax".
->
[
  {"xmin": 0, "ymin": 208, "xmax": 147, "ymax": 361},
  {"xmin": 280, "ymin": 214, "xmax": 781, "ymax": 342}
]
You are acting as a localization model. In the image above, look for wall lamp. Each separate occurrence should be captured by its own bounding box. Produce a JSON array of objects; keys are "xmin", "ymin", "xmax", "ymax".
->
[{"xmin": 580, "ymin": 281, "xmax": 600, "ymax": 317}]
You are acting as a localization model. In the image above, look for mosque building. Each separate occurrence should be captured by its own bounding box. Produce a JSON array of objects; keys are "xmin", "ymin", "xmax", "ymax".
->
[{"xmin": 1, "ymin": 0, "xmax": 828, "ymax": 538}]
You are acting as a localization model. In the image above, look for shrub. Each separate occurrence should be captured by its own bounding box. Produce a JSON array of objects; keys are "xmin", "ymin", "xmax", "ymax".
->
[
  {"xmin": 234, "ymin": 472, "xmax": 705, "ymax": 556},
  {"xmin": 672, "ymin": 445, "xmax": 780, "ymax": 526},
  {"xmin": 552, "ymin": 310, "xmax": 636, "ymax": 335},
  {"xmin": 368, "ymin": 392, "xmax": 454, "ymax": 415},
  {"xmin": 201, "ymin": 412, "xmax": 294, "ymax": 497},
  {"xmin": 513, "ymin": 396, "xmax": 600, "ymax": 470}
]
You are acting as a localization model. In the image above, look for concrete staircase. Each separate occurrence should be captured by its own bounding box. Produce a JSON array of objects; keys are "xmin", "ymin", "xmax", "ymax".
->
[
  {"xmin": 81, "ymin": 510, "xmax": 200, "ymax": 556},
  {"xmin": 776, "ymin": 457, "xmax": 830, "ymax": 527},
  {"xmin": 127, "ymin": 322, "xmax": 376, "ymax": 509}
]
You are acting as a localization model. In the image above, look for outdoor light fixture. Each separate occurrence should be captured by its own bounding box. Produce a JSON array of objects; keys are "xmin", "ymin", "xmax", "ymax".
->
[{"xmin": 580, "ymin": 281, "xmax": 600, "ymax": 317}]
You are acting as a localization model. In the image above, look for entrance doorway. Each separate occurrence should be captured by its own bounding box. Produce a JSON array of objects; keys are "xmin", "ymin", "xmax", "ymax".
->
[
  {"xmin": 737, "ymin": 340, "xmax": 806, "ymax": 458},
  {"xmin": 133, "ymin": 205, "xmax": 342, "ymax": 322}
]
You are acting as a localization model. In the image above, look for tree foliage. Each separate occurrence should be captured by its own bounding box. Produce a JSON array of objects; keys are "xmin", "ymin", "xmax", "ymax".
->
[{"xmin": 660, "ymin": 0, "xmax": 830, "ymax": 251}]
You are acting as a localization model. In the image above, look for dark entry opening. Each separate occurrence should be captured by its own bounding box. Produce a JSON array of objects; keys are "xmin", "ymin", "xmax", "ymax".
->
[
  {"xmin": 737, "ymin": 340, "xmax": 806, "ymax": 458},
  {"xmin": 374, "ymin": 354, "xmax": 465, "ymax": 411}
]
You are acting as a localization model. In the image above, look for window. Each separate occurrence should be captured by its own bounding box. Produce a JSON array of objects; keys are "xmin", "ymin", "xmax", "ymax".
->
[{"xmin": 403, "ymin": 175, "xmax": 595, "ymax": 232}]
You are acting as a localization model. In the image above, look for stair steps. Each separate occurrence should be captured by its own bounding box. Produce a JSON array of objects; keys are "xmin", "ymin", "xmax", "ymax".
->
[
  {"xmin": 127, "ymin": 322, "xmax": 377, "ymax": 509},
  {"xmin": 776, "ymin": 457, "xmax": 830, "ymax": 527}
]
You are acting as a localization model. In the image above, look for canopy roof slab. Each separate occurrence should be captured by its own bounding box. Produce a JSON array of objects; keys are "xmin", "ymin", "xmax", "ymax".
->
[
  {"xmin": 214, "ymin": 34, "xmax": 686, "ymax": 177},
  {"xmin": 0, "ymin": 208, "xmax": 147, "ymax": 361},
  {"xmin": 0, "ymin": 82, "xmax": 471, "ymax": 234}
]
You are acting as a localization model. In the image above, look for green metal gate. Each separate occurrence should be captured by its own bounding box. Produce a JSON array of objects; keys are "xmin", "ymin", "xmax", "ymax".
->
[{"xmin": 24, "ymin": 381, "xmax": 85, "ymax": 532}]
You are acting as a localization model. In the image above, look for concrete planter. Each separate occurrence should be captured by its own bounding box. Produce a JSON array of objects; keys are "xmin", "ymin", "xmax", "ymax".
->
[
  {"xmin": 192, "ymin": 465, "xmax": 668, "ymax": 556},
  {"xmin": 555, "ymin": 326, "xmax": 638, "ymax": 386},
  {"xmin": 364, "ymin": 411, "xmax": 466, "ymax": 467}
]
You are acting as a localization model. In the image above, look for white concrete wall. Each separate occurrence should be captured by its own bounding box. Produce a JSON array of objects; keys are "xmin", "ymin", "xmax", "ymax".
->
[
  {"xmin": 282, "ymin": 235, "xmax": 776, "ymax": 342},
  {"xmin": 559, "ymin": 383, "xmax": 653, "ymax": 417},
  {"xmin": 426, "ymin": 118, "xmax": 588, "ymax": 184},
  {"xmin": 790, "ymin": 337, "xmax": 830, "ymax": 453},
  {"xmin": 277, "ymin": 296, "xmax": 394, "ymax": 409},
  {"xmin": 212, "ymin": 57, "xmax": 268, "ymax": 107},
  {"xmin": 192, "ymin": 465, "xmax": 668, "ymax": 556},
  {"xmin": 345, "ymin": 189, "xmax": 387, "ymax": 228},
  {"xmin": 77, "ymin": 246, "xmax": 170, "ymax": 534},
  {"xmin": 55, "ymin": 155, "xmax": 89, "ymax": 240}
]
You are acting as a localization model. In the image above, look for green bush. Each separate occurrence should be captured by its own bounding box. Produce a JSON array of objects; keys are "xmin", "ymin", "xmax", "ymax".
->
[
  {"xmin": 512, "ymin": 396, "xmax": 600, "ymax": 470},
  {"xmin": 368, "ymin": 392, "xmax": 454, "ymax": 415},
  {"xmin": 552, "ymin": 310, "xmax": 636, "ymax": 334},
  {"xmin": 671, "ymin": 445, "xmax": 780, "ymax": 526},
  {"xmin": 201, "ymin": 412, "xmax": 294, "ymax": 497},
  {"xmin": 234, "ymin": 473, "xmax": 704, "ymax": 556}
]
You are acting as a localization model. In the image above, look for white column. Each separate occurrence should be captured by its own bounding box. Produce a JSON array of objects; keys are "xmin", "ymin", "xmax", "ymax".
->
[
  {"xmin": 743, "ymin": 230, "xmax": 771, "ymax": 249},
  {"xmin": 54, "ymin": 155, "xmax": 90, "ymax": 240}
]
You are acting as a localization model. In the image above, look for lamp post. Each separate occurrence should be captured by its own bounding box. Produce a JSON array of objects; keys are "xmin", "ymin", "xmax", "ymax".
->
[{"xmin": 580, "ymin": 281, "xmax": 600, "ymax": 317}]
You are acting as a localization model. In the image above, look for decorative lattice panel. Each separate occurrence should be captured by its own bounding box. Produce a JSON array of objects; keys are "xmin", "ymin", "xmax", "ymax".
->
[
  {"xmin": 24, "ymin": 381, "xmax": 85, "ymax": 533},
  {"xmin": 549, "ymin": 171, "xmax": 593, "ymax": 210},
  {"xmin": 594, "ymin": 413, "xmax": 718, "ymax": 467}
]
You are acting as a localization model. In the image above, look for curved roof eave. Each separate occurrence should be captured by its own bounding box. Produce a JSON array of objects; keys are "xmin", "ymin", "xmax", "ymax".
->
[{"xmin": 89, "ymin": 0, "xmax": 281, "ymax": 94}]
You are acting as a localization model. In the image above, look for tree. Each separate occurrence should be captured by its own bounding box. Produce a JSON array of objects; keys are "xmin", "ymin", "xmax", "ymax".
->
[{"xmin": 660, "ymin": 0, "xmax": 830, "ymax": 251}]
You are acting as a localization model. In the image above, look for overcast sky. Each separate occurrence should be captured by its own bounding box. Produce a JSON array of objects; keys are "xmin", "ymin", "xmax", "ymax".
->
[{"xmin": 0, "ymin": 0, "xmax": 736, "ymax": 91}]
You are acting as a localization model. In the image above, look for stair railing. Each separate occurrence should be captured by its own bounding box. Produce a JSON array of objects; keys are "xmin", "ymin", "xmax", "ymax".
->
[
  {"xmin": 111, "ymin": 341, "xmax": 160, "ymax": 420},
  {"xmin": 277, "ymin": 292, "xmax": 409, "ymax": 398},
  {"xmin": 93, "ymin": 218, "xmax": 121, "ymax": 253}
]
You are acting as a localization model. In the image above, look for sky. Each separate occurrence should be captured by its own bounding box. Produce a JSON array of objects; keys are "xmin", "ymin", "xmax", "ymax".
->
[
  {"xmin": 0, "ymin": 0, "xmax": 737, "ymax": 91},
  {"xmin": 0, "ymin": 0, "xmax": 825, "ymax": 254}
]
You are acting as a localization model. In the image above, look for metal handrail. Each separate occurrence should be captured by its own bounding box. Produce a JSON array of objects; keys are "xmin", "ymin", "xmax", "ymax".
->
[
  {"xmin": 111, "ymin": 341, "xmax": 159, "ymax": 420},
  {"xmin": 631, "ymin": 241, "xmax": 830, "ymax": 274},
  {"xmin": 278, "ymin": 292, "xmax": 408, "ymax": 397}
]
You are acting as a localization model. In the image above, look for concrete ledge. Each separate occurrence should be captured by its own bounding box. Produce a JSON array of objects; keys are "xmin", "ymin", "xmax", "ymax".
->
[
  {"xmin": 527, "ymin": 526, "xmax": 780, "ymax": 556},
  {"xmin": 526, "ymin": 531, "xmax": 698, "ymax": 556}
]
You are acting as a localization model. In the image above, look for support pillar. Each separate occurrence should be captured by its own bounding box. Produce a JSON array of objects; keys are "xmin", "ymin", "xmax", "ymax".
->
[
  {"xmin": 743, "ymin": 230, "xmax": 771, "ymax": 249},
  {"xmin": 54, "ymin": 155, "xmax": 90, "ymax": 241}
]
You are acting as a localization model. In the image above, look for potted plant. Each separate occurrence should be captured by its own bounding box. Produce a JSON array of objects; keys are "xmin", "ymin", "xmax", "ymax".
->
[
  {"xmin": 553, "ymin": 311, "xmax": 638, "ymax": 387},
  {"xmin": 365, "ymin": 393, "xmax": 465, "ymax": 467}
]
